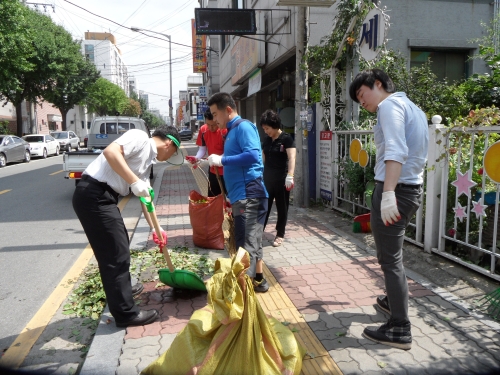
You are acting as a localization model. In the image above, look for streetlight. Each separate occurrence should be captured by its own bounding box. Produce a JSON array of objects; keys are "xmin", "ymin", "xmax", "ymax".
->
[{"xmin": 131, "ymin": 27, "xmax": 173, "ymax": 127}]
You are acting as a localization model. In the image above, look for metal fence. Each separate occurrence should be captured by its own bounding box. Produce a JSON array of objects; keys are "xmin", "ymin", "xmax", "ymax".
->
[
  {"xmin": 434, "ymin": 125, "xmax": 500, "ymax": 281},
  {"xmin": 331, "ymin": 128, "xmax": 425, "ymax": 247}
]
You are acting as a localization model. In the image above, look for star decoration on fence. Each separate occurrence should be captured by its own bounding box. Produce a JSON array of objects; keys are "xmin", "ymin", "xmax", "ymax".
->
[
  {"xmin": 471, "ymin": 199, "xmax": 488, "ymax": 219},
  {"xmin": 453, "ymin": 203, "xmax": 467, "ymax": 222},
  {"xmin": 451, "ymin": 170, "xmax": 477, "ymax": 198}
]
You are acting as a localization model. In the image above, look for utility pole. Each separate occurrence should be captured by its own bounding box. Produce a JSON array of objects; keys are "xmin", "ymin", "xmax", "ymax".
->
[{"xmin": 294, "ymin": 6, "xmax": 309, "ymax": 208}]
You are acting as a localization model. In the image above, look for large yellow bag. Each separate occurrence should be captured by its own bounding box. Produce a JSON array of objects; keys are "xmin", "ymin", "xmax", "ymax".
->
[{"xmin": 142, "ymin": 248, "xmax": 305, "ymax": 375}]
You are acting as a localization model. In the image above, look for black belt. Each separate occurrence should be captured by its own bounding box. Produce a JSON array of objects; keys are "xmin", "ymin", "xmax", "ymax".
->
[
  {"xmin": 375, "ymin": 180, "xmax": 422, "ymax": 189},
  {"xmin": 81, "ymin": 175, "xmax": 119, "ymax": 198}
]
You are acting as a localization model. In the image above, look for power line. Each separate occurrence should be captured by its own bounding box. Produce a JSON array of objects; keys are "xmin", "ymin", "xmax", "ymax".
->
[{"xmin": 62, "ymin": 0, "xmax": 218, "ymax": 54}]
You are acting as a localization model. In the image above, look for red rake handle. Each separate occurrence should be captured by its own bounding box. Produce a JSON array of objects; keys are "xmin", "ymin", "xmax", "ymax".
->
[{"xmin": 149, "ymin": 204, "xmax": 175, "ymax": 273}]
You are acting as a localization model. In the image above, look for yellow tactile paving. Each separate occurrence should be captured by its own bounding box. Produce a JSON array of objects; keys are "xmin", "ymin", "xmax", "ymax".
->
[{"xmin": 257, "ymin": 264, "xmax": 343, "ymax": 375}]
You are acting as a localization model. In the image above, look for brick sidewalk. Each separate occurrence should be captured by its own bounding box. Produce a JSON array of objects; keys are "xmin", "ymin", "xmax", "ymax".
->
[{"xmin": 108, "ymin": 165, "xmax": 500, "ymax": 375}]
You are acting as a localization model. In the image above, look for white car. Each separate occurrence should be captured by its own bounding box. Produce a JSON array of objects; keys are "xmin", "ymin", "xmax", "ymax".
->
[
  {"xmin": 51, "ymin": 131, "xmax": 80, "ymax": 152},
  {"xmin": 23, "ymin": 134, "xmax": 60, "ymax": 158}
]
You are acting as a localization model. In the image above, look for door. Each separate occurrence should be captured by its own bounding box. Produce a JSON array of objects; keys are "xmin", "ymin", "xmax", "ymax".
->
[
  {"xmin": 46, "ymin": 135, "xmax": 57, "ymax": 154},
  {"xmin": 11, "ymin": 136, "xmax": 25, "ymax": 161},
  {"xmin": 1, "ymin": 136, "xmax": 18, "ymax": 162}
]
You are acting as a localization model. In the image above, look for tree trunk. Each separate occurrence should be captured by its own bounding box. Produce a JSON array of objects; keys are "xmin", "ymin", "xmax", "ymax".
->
[
  {"xmin": 16, "ymin": 102, "xmax": 24, "ymax": 137},
  {"xmin": 61, "ymin": 108, "xmax": 69, "ymax": 131}
]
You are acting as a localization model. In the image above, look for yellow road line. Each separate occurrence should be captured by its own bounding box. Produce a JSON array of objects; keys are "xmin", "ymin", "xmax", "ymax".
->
[
  {"xmin": 0, "ymin": 193, "xmax": 133, "ymax": 369},
  {"xmin": 0, "ymin": 189, "xmax": 12, "ymax": 195},
  {"xmin": 49, "ymin": 170, "xmax": 64, "ymax": 175}
]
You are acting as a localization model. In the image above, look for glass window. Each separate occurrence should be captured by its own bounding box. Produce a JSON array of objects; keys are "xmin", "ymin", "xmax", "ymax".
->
[
  {"xmin": 24, "ymin": 136, "xmax": 44, "ymax": 142},
  {"xmin": 232, "ymin": 0, "xmax": 244, "ymax": 8},
  {"xmin": 12, "ymin": 136, "xmax": 22, "ymax": 144},
  {"xmin": 106, "ymin": 123, "xmax": 117, "ymax": 134},
  {"xmin": 52, "ymin": 132, "xmax": 69, "ymax": 139},
  {"xmin": 84, "ymin": 44, "xmax": 95, "ymax": 62},
  {"xmin": 410, "ymin": 49, "xmax": 469, "ymax": 83},
  {"xmin": 118, "ymin": 122, "xmax": 130, "ymax": 134}
]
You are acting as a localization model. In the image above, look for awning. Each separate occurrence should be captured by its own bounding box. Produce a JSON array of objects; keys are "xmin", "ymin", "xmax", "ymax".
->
[{"xmin": 48, "ymin": 114, "xmax": 62, "ymax": 122}]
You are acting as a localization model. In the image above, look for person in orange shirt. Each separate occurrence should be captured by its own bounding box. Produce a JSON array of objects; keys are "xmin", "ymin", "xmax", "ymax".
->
[{"xmin": 186, "ymin": 109, "xmax": 227, "ymax": 196}]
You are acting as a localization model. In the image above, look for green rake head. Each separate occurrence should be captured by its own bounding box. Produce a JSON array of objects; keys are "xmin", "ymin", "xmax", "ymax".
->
[{"xmin": 139, "ymin": 188, "xmax": 155, "ymax": 212}]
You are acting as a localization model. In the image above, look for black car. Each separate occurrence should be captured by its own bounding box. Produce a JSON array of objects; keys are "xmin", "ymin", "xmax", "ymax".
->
[
  {"xmin": 0, "ymin": 135, "xmax": 31, "ymax": 167},
  {"xmin": 179, "ymin": 128, "xmax": 192, "ymax": 141}
]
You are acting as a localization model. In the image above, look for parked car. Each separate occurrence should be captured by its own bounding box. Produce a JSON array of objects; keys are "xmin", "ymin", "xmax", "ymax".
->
[
  {"xmin": 86, "ymin": 116, "xmax": 149, "ymax": 151},
  {"xmin": 23, "ymin": 134, "xmax": 60, "ymax": 158},
  {"xmin": 0, "ymin": 135, "xmax": 31, "ymax": 167},
  {"xmin": 179, "ymin": 128, "xmax": 193, "ymax": 141},
  {"xmin": 51, "ymin": 131, "xmax": 80, "ymax": 152}
]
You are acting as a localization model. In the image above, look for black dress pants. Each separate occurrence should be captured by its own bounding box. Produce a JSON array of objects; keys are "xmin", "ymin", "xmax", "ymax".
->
[
  {"xmin": 72, "ymin": 177, "xmax": 139, "ymax": 323},
  {"xmin": 264, "ymin": 171, "xmax": 290, "ymax": 238}
]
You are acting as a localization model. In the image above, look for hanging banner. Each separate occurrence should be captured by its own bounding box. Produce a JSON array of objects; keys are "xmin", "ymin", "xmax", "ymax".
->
[
  {"xmin": 192, "ymin": 19, "xmax": 207, "ymax": 73},
  {"xmin": 231, "ymin": 37, "xmax": 264, "ymax": 85},
  {"xmin": 247, "ymin": 69, "xmax": 261, "ymax": 97},
  {"xmin": 319, "ymin": 131, "xmax": 333, "ymax": 201}
]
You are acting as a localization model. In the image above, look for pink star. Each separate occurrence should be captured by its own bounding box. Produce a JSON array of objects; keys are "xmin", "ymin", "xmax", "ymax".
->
[
  {"xmin": 451, "ymin": 170, "xmax": 477, "ymax": 198},
  {"xmin": 453, "ymin": 203, "xmax": 467, "ymax": 222},
  {"xmin": 471, "ymin": 199, "xmax": 488, "ymax": 219}
]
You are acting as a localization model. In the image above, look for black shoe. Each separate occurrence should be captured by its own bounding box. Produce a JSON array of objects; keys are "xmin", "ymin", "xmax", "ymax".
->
[
  {"xmin": 116, "ymin": 309, "xmax": 159, "ymax": 328},
  {"xmin": 362, "ymin": 318, "xmax": 412, "ymax": 350},
  {"xmin": 376, "ymin": 295, "xmax": 390, "ymax": 314},
  {"xmin": 131, "ymin": 283, "xmax": 144, "ymax": 297},
  {"xmin": 253, "ymin": 278, "xmax": 269, "ymax": 293}
]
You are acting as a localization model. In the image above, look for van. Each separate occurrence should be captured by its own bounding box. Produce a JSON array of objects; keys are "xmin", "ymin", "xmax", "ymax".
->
[{"xmin": 87, "ymin": 116, "xmax": 150, "ymax": 151}]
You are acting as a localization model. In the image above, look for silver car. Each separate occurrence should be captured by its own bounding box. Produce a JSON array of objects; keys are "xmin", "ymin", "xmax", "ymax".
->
[{"xmin": 51, "ymin": 131, "xmax": 80, "ymax": 152}]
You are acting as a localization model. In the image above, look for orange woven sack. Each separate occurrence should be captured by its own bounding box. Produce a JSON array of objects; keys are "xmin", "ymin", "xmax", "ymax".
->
[{"xmin": 189, "ymin": 190, "xmax": 225, "ymax": 250}]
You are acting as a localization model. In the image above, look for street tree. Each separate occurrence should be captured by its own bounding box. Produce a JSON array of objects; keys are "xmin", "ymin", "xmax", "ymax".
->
[
  {"xmin": 43, "ymin": 58, "xmax": 100, "ymax": 131},
  {"xmin": 0, "ymin": 4, "xmax": 86, "ymax": 136},
  {"xmin": 0, "ymin": 0, "xmax": 34, "ymax": 102},
  {"xmin": 121, "ymin": 98, "xmax": 142, "ymax": 117},
  {"xmin": 142, "ymin": 111, "xmax": 163, "ymax": 129},
  {"xmin": 86, "ymin": 78, "xmax": 128, "ymax": 116}
]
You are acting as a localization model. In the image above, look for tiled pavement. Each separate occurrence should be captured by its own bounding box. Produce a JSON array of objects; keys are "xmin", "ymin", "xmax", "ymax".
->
[{"xmin": 85, "ymin": 165, "xmax": 500, "ymax": 375}]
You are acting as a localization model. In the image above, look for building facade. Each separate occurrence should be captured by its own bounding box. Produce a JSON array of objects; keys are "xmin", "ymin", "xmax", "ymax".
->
[
  {"xmin": 82, "ymin": 32, "xmax": 130, "ymax": 96},
  {"xmin": 199, "ymin": 0, "xmax": 493, "ymax": 129}
]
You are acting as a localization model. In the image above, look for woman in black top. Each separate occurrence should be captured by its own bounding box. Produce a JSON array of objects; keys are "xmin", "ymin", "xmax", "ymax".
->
[{"xmin": 260, "ymin": 110, "xmax": 296, "ymax": 247}]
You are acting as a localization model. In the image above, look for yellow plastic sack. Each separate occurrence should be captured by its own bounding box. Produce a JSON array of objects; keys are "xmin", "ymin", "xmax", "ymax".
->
[{"xmin": 142, "ymin": 248, "xmax": 305, "ymax": 375}]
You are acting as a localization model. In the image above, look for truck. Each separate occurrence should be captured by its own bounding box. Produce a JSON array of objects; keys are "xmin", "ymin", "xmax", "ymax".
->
[{"xmin": 63, "ymin": 116, "xmax": 151, "ymax": 185}]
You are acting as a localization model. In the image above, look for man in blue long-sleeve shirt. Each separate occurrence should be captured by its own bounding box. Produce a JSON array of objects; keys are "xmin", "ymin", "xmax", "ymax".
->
[{"xmin": 207, "ymin": 92, "xmax": 269, "ymax": 293}]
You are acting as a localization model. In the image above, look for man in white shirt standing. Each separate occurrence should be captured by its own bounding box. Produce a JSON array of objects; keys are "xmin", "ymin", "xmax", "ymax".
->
[
  {"xmin": 73, "ymin": 125, "xmax": 180, "ymax": 327},
  {"xmin": 349, "ymin": 69, "xmax": 428, "ymax": 350}
]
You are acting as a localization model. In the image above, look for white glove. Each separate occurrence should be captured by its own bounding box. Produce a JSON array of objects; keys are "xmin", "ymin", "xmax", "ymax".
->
[
  {"xmin": 285, "ymin": 174, "xmax": 294, "ymax": 191},
  {"xmin": 208, "ymin": 154, "xmax": 223, "ymax": 167},
  {"xmin": 131, "ymin": 180, "xmax": 151, "ymax": 197},
  {"xmin": 381, "ymin": 191, "xmax": 401, "ymax": 225}
]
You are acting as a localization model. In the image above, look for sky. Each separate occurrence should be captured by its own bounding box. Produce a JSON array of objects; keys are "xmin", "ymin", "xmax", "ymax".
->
[{"xmin": 37, "ymin": 0, "xmax": 201, "ymax": 117}]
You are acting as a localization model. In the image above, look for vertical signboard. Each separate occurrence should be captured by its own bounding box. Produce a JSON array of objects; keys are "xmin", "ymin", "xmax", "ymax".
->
[
  {"xmin": 197, "ymin": 101, "xmax": 208, "ymax": 120},
  {"xmin": 192, "ymin": 19, "xmax": 207, "ymax": 73},
  {"xmin": 319, "ymin": 131, "xmax": 333, "ymax": 201}
]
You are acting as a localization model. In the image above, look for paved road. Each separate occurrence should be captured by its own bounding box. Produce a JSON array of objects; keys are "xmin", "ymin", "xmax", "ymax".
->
[{"xmin": 0, "ymin": 154, "xmax": 90, "ymax": 352}]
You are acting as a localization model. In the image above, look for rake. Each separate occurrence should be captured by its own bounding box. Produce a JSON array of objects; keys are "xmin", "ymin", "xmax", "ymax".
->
[{"xmin": 475, "ymin": 288, "xmax": 500, "ymax": 320}]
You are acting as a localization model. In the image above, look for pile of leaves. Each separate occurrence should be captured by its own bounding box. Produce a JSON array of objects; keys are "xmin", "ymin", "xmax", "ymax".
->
[
  {"xmin": 63, "ymin": 246, "xmax": 214, "ymax": 320},
  {"xmin": 63, "ymin": 265, "xmax": 105, "ymax": 320},
  {"xmin": 131, "ymin": 246, "xmax": 215, "ymax": 284}
]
